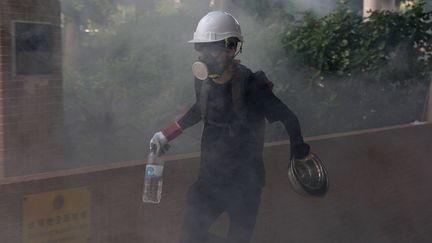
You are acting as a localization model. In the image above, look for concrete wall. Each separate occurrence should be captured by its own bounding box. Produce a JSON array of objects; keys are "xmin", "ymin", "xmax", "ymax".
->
[{"xmin": 0, "ymin": 123, "xmax": 431, "ymax": 243}]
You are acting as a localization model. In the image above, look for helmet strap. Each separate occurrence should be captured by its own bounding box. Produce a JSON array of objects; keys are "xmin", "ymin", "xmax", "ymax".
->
[{"xmin": 234, "ymin": 42, "xmax": 243, "ymax": 58}]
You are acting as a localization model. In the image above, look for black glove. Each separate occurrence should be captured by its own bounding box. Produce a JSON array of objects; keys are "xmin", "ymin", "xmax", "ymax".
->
[{"xmin": 291, "ymin": 142, "xmax": 310, "ymax": 160}]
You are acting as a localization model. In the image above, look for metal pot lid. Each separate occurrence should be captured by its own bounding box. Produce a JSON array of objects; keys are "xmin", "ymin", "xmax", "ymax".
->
[{"xmin": 288, "ymin": 153, "xmax": 329, "ymax": 197}]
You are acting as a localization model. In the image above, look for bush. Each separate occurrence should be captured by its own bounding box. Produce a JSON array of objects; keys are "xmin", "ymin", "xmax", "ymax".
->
[{"xmin": 282, "ymin": 0, "xmax": 432, "ymax": 80}]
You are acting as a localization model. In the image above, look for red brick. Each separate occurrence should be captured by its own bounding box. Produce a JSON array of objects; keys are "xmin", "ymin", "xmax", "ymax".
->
[{"xmin": 0, "ymin": 0, "xmax": 63, "ymax": 175}]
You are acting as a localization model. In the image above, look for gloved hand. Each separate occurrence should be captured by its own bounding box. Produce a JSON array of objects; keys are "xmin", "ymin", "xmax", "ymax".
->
[
  {"xmin": 149, "ymin": 131, "xmax": 169, "ymax": 155},
  {"xmin": 291, "ymin": 142, "xmax": 310, "ymax": 160}
]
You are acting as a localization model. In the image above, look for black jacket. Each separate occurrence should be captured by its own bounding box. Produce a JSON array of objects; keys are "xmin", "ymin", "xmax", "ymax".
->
[{"xmin": 178, "ymin": 64, "xmax": 304, "ymax": 187}]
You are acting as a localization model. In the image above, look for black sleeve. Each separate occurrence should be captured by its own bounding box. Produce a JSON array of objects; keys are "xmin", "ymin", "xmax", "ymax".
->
[
  {"xmin": 177, "ymin": 102, "xmax": 201, "ymax": 130},
  {"xmin": 250, "ymin": 73, "xmax": 304, "ymax": 145},
  {"xmin": 177, "ymin": 78, "xmax": 202, "ymax": 130}
]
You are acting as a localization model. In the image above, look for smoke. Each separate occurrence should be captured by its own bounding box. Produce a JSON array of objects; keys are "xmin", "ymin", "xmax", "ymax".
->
[
  {"xmin": 2, "ymin": 3, "xmax": 429, "ymax": 243},
  {"xmin": 62, "ymin": 0, "xmax": 212, "ymax": 164},
  {"xmin": 280, "ymin": 0, "xmax": 337, "ymax": 16},
  {"xmin": 61, "ymin": 0, "xmax": 330, "ymax": 165},
  {"xmin": 60, "ymin": 0, "xmax": 430, "ymax": 165}
]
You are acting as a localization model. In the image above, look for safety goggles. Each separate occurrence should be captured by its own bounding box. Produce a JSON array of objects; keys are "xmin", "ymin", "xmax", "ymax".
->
[{"xmin": 194, "ymin": 38, "xmax": 239, "ymax": 52}]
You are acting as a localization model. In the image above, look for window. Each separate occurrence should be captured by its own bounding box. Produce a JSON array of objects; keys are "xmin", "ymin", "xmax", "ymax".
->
[{"xmin": 14, "ymin": 22, "xmax": 56, "ymax": 75}]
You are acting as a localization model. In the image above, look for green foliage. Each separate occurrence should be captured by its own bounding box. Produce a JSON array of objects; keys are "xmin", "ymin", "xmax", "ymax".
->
[{"xmin": 282, "ymin": 0, "xmax": 432, "ymax": 80}]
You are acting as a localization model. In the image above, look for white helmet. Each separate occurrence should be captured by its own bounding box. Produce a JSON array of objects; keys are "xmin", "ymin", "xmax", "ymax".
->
[{"xmin": 189, "ymin": 11, "xmax": 243, "ymax": 43}]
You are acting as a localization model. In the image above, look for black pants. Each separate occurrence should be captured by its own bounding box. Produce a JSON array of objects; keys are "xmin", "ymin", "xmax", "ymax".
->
[{"xmin": 180, "ymin": 180, "xmax": 262, "ymax": 243}]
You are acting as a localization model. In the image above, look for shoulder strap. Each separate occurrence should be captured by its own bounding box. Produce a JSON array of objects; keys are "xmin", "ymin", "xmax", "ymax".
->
[
  {"xmin": 252, "ymin": 70, "xmax": 274, "ymax": 90},
  {"xmin": 231, "ymin": 64, "xmax": 253, "ymax": 124},
  {"xmin": 199, "ymin": 79, "xmax": 211, "ymax": 121}
]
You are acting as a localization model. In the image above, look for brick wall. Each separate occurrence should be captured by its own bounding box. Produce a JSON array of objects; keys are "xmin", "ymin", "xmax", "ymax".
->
[
  {"xmin": 0, "ymin": 0, "xmax": 63, "ymax": 177},
  {"xmin": 0, "ymin": 123, "xmax": 431, "ymax": 243}
]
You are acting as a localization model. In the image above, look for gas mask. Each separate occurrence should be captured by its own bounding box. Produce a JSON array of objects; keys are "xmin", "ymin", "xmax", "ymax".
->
[
  {"xmin": 192, "ymin": 39, "xmax": 241, "ymax": 80},
  {"xmin": 192, "ymin": 50, "xmax": 231, "ymax": 80}
]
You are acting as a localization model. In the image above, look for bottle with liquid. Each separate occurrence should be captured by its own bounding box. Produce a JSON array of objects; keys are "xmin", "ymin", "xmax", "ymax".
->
[{"xmin": 142, "ymin": 147, "xmax": 164, "ymax": 204}]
